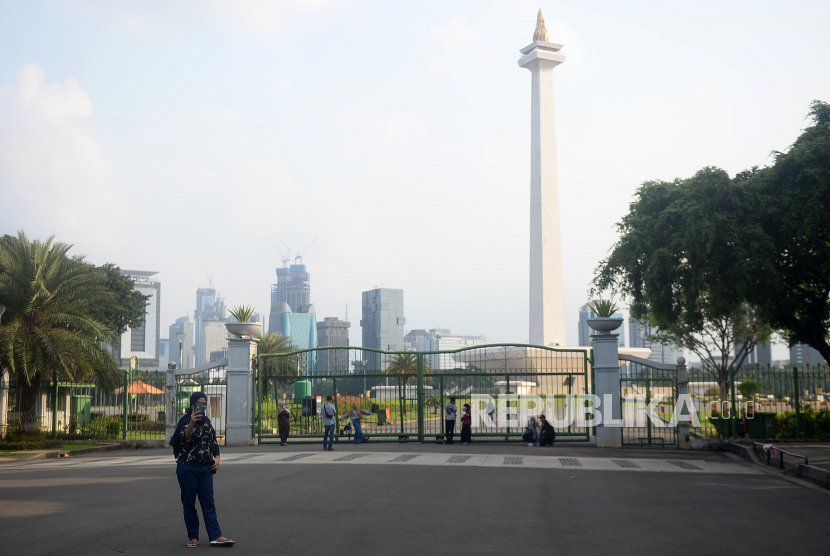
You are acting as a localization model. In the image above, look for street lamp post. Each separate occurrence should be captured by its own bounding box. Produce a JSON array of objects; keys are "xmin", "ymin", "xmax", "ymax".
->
[
  {"xmin": 362, "ymin": 359, "xmax": 368, "ymax": 398},
  {"xmin": 176, "ymin": 332, "xmax": 186, "ymax": 371}
]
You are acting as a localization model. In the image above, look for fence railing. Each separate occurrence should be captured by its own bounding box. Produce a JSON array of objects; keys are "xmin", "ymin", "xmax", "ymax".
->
[{"xmin": 688, "ymin": 364, "xmax": 830, "ymax": 440}]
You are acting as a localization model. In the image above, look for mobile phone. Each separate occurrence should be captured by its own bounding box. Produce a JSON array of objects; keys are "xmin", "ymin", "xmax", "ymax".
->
[{"xmin": 192, "ymin": 404, "xmax": 204, "ymax": 418}]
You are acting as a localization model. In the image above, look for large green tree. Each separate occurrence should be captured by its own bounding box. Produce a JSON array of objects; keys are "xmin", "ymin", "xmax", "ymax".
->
[
  {"xmin": 592, "ymin": 167, "xmax": 771, "ymax": 399},
  {"xmin": 383, "ymin": 353, "xmax": 432, "ymax": 414},
  {"xmin": 256, "ymin": 332, "xmax": 298, "ymax": 397},
  {"xmin": 741, "ymin": 101, "xmax": 830, "ymax": 363},
  {"xmin": 0, "ymin": 233, "xmax": 130, "ymax": 433}
]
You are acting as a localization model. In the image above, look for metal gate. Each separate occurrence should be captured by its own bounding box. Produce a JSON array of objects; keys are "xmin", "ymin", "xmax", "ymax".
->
[
  {"xmin": 257, "ymin": 344, "xmax": 592, "ymax": 444},
  {"xmin": 619, "ymin": 355, "xmax": 677, "ymax": 447},
  {"xmin": 173, "ymin": 360, "xmax": 229, "ymax": 445}
]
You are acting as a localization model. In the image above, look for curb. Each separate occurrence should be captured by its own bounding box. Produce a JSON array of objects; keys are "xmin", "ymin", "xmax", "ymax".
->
[
  {"xmin": 8, "ymin": 443, "xmax": 127, "ymax": 463},
  {"xmin": 791, "ymin": 464, "xmax": 830, "ymax": 489}
]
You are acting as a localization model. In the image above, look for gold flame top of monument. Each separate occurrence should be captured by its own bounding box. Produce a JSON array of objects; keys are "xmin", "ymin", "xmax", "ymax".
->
[{"xmin": 533, "ymin": 9, "xmax": 550, "ymax": 42}]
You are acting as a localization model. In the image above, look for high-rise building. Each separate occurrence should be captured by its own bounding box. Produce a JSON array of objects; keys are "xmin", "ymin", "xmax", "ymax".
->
[
  {"xmin": 629, "ymin": 318, "xmax": 679, "ymax": 365},
  {"xmin": 416, "ymin": 329, "xmax": 487, "ymax": 371},
  {"xmin": 578, "ymin": 302, "xmax": 626, "ymax": 347},
  {"xmin": 790, "ymin": 343, "xmax": 827, "ymax": 366},
  {"xmin": 159, "ymin": 339, "xmax": 169, "ymax": 369},
  {"xmin": 271, "ymin": 263, "xmax": 310, "ymax": 313},
  {"xmin": 361, "ymin": 288, "xmax": 405, "ymax": 371},
  {"xmin": 268, "ymin": 302, "xmax": 317, "ymax": 352},
  {"xmin": 736, "ymin": 342, "xmax": 773, "ymax": 365},
  {"xmin": 316, "ymin": 317, "xmax": 351, "ymax": 373},
  {"xmin": 405, "ymin": 330, "xmax": 428, "ymax": 351},
  {"xmin": 194, "ymin": 287, "xmax": 226, "ymax": 366},
  {"xmin": 169, "ymin": 316, "xmax": 195, "ymax": 370},
  {"xmin": 113, "ymin": 270, "xmax": 161, "ymax": 369}
]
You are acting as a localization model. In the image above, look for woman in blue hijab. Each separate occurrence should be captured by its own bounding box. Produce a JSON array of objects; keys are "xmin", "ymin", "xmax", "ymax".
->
[{"xmin": 170, "ymin": 391, "xmax": 234, "ymax": 548}]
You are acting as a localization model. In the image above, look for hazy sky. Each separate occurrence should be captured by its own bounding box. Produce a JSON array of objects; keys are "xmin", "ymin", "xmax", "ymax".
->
[{"xmin": 1, "ymin": 1, "xmax": 828, "ymax": 357}]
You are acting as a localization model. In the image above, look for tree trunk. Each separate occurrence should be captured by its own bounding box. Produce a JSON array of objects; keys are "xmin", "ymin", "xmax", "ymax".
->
[{"xmin": 19, "ymin": 374, "xmax": 42, "ymax": 434}]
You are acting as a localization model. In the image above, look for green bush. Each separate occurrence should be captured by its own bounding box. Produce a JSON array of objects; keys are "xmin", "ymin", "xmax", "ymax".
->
[
  {"xmin": 0, "ymin": 440, "xmax": 63, "ymax": 451},
  {"xmin": 776, "ymin": 408, "xmax": 830, "ymax": 439}
]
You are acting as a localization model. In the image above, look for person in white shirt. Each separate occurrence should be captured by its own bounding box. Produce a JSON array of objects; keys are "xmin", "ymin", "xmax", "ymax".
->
[
  {"xmin": 485, "ymin": 399, "xmax": 496, "ymax": 427},
  {"xmin": 522, "ymin": 416, "xmax": 540, "ymax": 446},
  {"xmin": 321, "ymin": 396, "xmax": 338, "ymax": 450},
  {"xmin": 444, "ymin": 397, "xmax": 458, "ymax": 444}
]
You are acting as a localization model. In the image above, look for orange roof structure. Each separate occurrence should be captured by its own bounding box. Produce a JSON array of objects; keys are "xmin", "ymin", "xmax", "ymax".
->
[{"xmin": 113, "ymin": 380, "xmax": 165, "ymax": 395}]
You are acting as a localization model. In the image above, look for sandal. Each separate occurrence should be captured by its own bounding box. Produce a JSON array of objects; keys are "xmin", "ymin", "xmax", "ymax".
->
[
  {"xmin": 210, "ymin": 537, "xmax": 235, "ymax": 547},
  {"xmin": 187, "ymin": 539, "xmax": 198, "ymax": 548}
]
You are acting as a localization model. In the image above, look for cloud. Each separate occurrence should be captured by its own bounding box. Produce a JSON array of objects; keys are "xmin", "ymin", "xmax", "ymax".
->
[
  {"xmin": 16, "ymin": 63, "xmax": 92, "ymax": 123},
  {"xmin": 427, "ymin": 16, "xmax": 486, "ymax": 53},
  {"xmin": 0, "ymin": 63, "xmax": 124, "ymax": 250}
]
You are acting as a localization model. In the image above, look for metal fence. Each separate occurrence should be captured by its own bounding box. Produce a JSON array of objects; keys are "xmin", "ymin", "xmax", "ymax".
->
[
  {"xmin": 2, "ymin": 370, "xmax": 167, "ymax": 441},
  {"xmin": 619, "ymin": 358, "xmax": 678, "ymax": 447},
  {"xmin": 174, "ymin": 364, "xmax": 228, "ymax": 445},
  {"xmin": 257, "ymin": 344, "xmax": 593, "ymax": 444},
  {"xmin": 690, "ymin": 364, "xmax": 830, "ymax": 440}
]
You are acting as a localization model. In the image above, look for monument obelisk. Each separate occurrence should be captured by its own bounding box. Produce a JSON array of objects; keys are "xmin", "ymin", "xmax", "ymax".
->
[{"xmin": 519, "ymin": 10, "xmax": 567, "ymax": 347}]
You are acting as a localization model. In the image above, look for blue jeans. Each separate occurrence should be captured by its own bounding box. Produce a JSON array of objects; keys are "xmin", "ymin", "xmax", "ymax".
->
[
  {"xmin": 352, "ymin": 419, "xmax": 366, "ymax": 443},
  {"xmin": 323, "ymin": 424, "xmax": 335, "ymax": 449},
  {"xmin": 176, "ymin": 462, "xmax": 222, "ymax": 541}
]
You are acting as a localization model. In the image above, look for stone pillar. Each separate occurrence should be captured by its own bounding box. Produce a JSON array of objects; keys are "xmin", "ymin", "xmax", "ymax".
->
[
  {"xmin": 225, "ymin": 337, "xmax": 258, "ymax": 446},
  {"xmin": 676, "ymin": 357, "xmax": 691, "ymax": 449},
  {"xmin": 589, "ymin": 318, "xmax": 623, "ymax": 447},
  {"xmin": 165, "ymin": 363, "xmax": 177, "ymax": 442}
]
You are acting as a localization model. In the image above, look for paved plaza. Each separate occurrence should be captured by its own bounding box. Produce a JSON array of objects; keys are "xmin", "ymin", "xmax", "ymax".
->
[{"xmin": 2, "ymin": 444, "xmax": 828, "ymax": 555}]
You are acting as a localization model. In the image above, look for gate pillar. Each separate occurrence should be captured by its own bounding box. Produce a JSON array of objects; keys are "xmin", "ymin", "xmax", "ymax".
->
[
  {"xmin": 226, "ymin": 337, "xmax": 259, "ymax": 445},
  {"xmin": 676, "ymin": 357, "xmax": 691, "ymax": 449},
  {"xmin": 165, "ymin": 363, "xmax": 177, "ymax": 442},
  {"xmin": 588, "ymin": 318, "xmax": 623, "ymax": 448}
]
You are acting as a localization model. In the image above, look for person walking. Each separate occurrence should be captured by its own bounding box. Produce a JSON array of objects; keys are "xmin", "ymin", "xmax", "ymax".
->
[
  {"xmin": 170, "ymin": 391, "xmax": 234, "ymax": 548},
  {"xmin": 341, "ymin": 402, "xmax": 372, "ymax": 444},
  {"xmin": 538, "ymin": 414, "xmax": 556, "ymax": 446},
  {"xmin": 321, "ymin": 395, "xmax": 338, "ymax": 450},
  {"xmin": 277, "ymin": 402, "xmax": 291, "ymax": 446},
  {"xmin": 444, "ymin": 397, "xmax": 458, "ymax": 444},
  {"xmin": 460, "ymin": 403, "xmax": 472, "ymax": 445},
  {"xmin": 485, "ymin": 398, "xmax": 496, "ymax": 427}
]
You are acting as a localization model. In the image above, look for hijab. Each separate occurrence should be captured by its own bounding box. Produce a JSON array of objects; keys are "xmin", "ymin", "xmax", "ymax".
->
[{"xmin": 169, "ymin": 391, "xmax": 211, "ymax": 450}]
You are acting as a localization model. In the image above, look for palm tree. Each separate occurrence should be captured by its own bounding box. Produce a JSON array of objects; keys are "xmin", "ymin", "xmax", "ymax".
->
[
  {"xmin": 383, "ymin": 353, "xmax": 432, "ymax": 415},
  {"xmin": 0, "ymin": 232, "xmax": 122, "ymax": 434},
  {"xmin": 255, "ymin": 332, "xmax": 298, "ymax": 399}
]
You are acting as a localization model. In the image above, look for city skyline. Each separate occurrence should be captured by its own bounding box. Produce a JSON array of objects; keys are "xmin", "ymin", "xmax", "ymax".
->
[{"xmin": 2, "ymin": 2, "xmax": 826, "ymax": 360}]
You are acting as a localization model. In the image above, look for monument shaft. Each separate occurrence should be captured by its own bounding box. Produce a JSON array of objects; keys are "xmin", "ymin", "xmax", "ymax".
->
[{"xmin": 519, "ymin": 16, "xmax": 567, "ymax": 347}]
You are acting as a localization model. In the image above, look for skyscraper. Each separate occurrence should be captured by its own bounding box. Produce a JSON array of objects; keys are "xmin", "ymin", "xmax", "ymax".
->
[
  {"xmin": 169, "ymin": 316, "xmax": 195, "ymax": 370},
  {"xmin": 194, "ymin": 287, "xmax": 226, "ymax": 366},
  {"xmin": 316, "ymin": 317, "xmax": 351, "ymax": 373},
  {"xmin": 113, "ymin": 270, "xmax": 161, "ymax": 369},
  {"xmin": 578, "ymin": 302, "xmax": 625, "ymax": 347},
  {"xmin": 790, "ymin": 343, "xmax": 827, "ymax": 366},
  {"xmin": 629, "ymin": 319, "xmax": 679, "ymax": 365},
  {"xmin": 271, "ymin": 263, "xmax": 310, "ymax": 313},
  {"xmin": 361, "ymin": 288, "xmax": 405, "ymax": 371}
]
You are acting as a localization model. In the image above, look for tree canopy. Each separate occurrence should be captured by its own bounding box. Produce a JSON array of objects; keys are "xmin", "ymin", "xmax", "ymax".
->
[{"xmin": 593, "ymin": 101, "xmax": 830, "ymax": 387}]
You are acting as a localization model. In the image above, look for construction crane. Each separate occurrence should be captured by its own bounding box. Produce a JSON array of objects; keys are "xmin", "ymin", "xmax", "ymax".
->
[
  {"xmin": 294, "ymin": 237, "xmax": 317, "ymax": 265},
  {"xmin": 272, "ymin": 244, "xmax": 292, "ymax": 268}
]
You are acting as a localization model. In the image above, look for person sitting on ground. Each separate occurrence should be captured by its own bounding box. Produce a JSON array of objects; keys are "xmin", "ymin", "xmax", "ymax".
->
[
  {"xmin": 538, "ymin": 414, "xmax": 556, "ymax": 446},
  {"xmin": 522, "ymin": 416, "xmax": 540, "ymax": 446}
]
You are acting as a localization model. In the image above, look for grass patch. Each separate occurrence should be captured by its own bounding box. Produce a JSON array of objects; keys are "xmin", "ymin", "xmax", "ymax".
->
[
  {"xmin": 59, "ymin": 444, "xmax": 101, "ymax": 450},
  {"xmin": 0, "ymin": 452, "xmax": 34, "ymax": 458}
]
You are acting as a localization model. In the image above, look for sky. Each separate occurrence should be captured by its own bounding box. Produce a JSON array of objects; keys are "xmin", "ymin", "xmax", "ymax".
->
[{"xmin": 1, "ymin": 1, "xmax": 828, "ymax": 359}]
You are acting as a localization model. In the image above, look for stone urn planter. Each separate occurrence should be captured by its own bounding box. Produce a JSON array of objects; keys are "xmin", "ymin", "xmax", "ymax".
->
[
  {"xmin": 225, "ymin": 322, "xmax": 261, "ymax": 338},
  {"xmin": 585, "ymin": 317, "xmax": 623, "ymax": 333}
]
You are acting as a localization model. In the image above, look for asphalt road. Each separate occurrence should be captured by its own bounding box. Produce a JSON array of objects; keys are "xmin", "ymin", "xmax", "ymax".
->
[{"xmin": 1, "ymin": 447, "xmax": 828, "ymax": 555}]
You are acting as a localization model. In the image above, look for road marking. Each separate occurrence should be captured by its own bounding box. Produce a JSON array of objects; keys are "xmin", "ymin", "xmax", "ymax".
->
[{"xmin": 2, "ymin": 452, "xmax": 761, "ymax": 475}]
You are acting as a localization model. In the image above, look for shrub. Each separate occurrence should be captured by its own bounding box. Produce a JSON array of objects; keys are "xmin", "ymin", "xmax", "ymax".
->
[{"xmin": 776, "ymin": 408, "xmax": 830, "ymax": 439}]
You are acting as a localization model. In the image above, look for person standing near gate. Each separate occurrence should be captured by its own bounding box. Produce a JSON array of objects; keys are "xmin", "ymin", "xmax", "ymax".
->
[
  {"xmin": 170, "ymin": 391, "xmax": 234, "ymax": 548},
  {"xmin": 278, "ymin": 402, "xmax": 291, "ymax": 446},
  {"xmin": 460, "ymin": 403, "xmax": 472, "ymax": 445},
  {"xmin": 321, "ymin": 396, "xmax": 338, "ymax": 450},
  {"xmin": 444, "ymin": 397, "xmax": 458, "ymax": 444}
]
